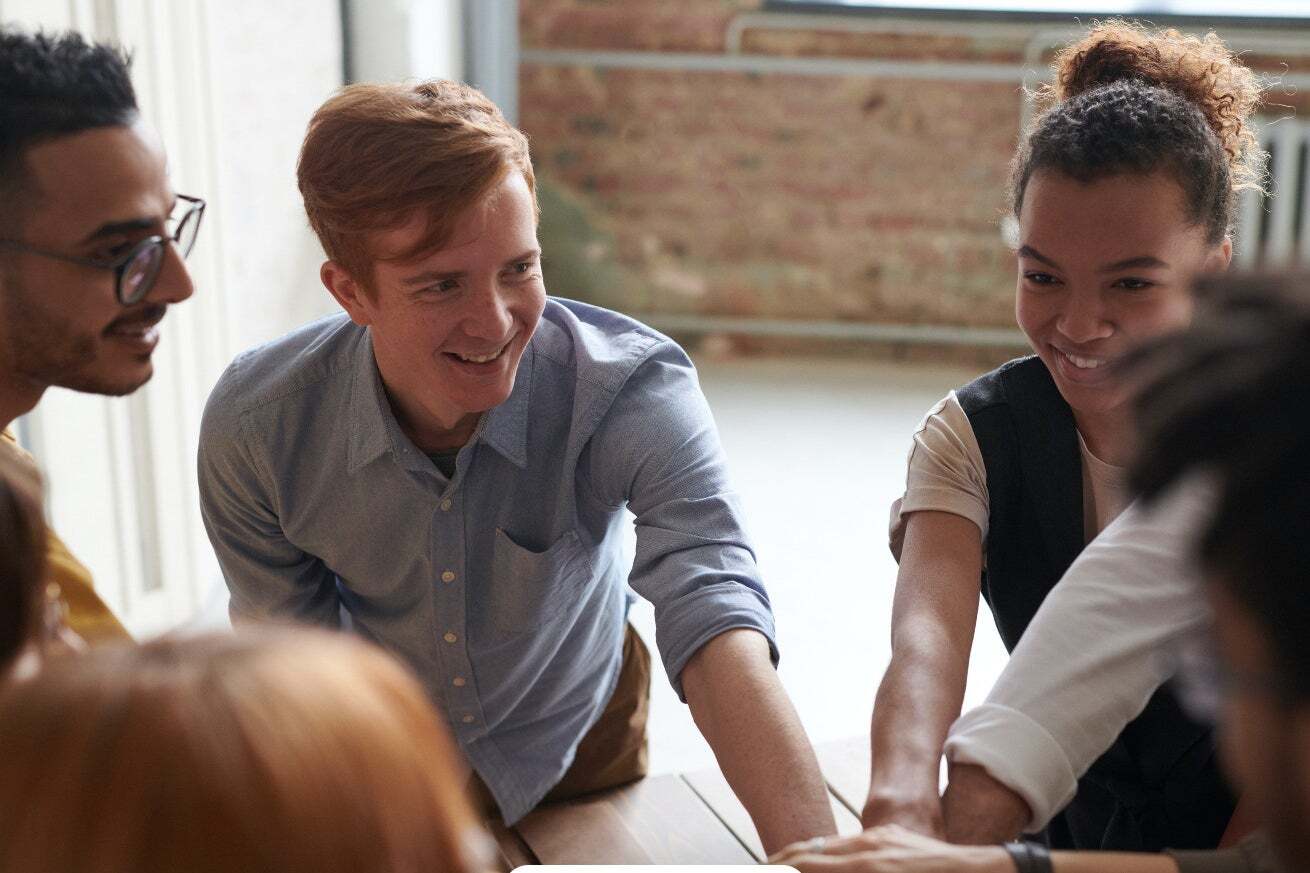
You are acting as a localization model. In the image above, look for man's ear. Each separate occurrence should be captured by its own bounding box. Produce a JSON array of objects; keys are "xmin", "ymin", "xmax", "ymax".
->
[{"xmin": 321, "ymin": 261, "xmax": 373, "ymax": 326}]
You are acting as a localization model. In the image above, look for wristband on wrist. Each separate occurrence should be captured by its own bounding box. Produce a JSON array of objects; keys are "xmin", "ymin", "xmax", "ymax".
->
[{"xmin": 1002, "ymin": 840, "xmax": 1053, "ymax": 873}]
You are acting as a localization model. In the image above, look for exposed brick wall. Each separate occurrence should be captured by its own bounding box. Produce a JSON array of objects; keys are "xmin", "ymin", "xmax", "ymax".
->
[
  {"xmin": 522, "ymin": 0, "xmax": 761, "ymax": 53},
  {"xmin": 519, "ymin": 3, "xmax": 1309, "ymax": 339}
]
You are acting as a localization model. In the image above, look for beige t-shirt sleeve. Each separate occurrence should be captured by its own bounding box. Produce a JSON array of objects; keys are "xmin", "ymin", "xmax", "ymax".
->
[{"xmin": 888, "ymin": 391, "xmax": 989, "ymax": 560}]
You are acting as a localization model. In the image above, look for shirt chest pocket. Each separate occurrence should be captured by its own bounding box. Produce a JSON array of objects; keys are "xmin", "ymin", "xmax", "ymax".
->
[{"xmin": 486, "ymin": 528, "xmax": 595, "ymax": 635}]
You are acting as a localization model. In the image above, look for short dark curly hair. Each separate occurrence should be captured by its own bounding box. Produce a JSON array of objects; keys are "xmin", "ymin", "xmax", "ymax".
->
[
  {"xmin": 1013, "ymin": 21, "xmax": 1266, "ymax": 246},
  {"xmin": 0, "ymin": 27, "xmax": 138, "ymax": 231},
  {"xmin": 1130, "ymin": 272, "xmax": 1310, "ymax": 702}
]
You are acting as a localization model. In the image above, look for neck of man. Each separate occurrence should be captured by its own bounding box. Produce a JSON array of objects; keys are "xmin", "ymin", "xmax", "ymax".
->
[
  {"xmin": 406, "ymin": 413, "xmax": 481, "ymax": 454},
  {"xmin": 381, "ymin": 382, "xmax": 480, "ymax": 454}
]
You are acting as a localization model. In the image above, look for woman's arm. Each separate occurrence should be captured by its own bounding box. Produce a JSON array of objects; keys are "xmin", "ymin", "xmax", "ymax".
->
[
  {"xmin": 941, "ymin": 481, "xmax": 1216, "ymax": 838},
  {"xmin": 773, "ymin": 824, "xmax": 1181, "ymax": 873},
  {"xmin": 864, "ymin": 510, "xmax": 984, "ymax": 836}
]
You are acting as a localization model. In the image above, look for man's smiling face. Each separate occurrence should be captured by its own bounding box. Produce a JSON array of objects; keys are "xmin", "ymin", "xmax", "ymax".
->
[
  {"xmin": 335, "ymin": 170, "xmax": 546, "ymax": 448},
  {"xmin": 0, "ymin": 121, "xmax": 194, "ymax": 398}
]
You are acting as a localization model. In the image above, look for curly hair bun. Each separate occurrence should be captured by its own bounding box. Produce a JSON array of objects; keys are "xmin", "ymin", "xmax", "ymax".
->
[{"xmin": 1049, "ymin": 20, "xmax": 1264, "ymax": 189}]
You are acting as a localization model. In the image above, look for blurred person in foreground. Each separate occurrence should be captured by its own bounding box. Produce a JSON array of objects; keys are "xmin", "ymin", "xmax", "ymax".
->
[
  {"xmin": 0, "ymin": 448, "xmax": 49, "ymax": 678},
  {"xmin": 0, "ymin": 627, "xmax": 493, "ymax": 873},
  {"xmin": 776, "ymin": 276, "xmax": 1310, "ymax": 872},
  {"xmin": 197, "ymin": 80, "xmax": 834, "ymax": 849},
  {"xmin": 0, "ymin": 28, "xmax": 201, "ymax": 645}
]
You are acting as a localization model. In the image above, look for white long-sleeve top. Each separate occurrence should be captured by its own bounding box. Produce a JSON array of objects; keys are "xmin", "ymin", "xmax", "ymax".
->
[{"xmin": 943, "ymin": 480, "xmax": 1215, "ymax": 831}]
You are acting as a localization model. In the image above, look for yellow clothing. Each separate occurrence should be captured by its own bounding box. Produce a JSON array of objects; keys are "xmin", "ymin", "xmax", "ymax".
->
[{"xmin": 1, "ymin": 430, "xmax": 131, "ymax": 643}]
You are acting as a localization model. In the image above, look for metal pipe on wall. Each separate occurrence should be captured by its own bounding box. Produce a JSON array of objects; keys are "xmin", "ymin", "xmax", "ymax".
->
[{"xmin": 633, "ymin": 313, "xmax": 1026, "ymax": 348}]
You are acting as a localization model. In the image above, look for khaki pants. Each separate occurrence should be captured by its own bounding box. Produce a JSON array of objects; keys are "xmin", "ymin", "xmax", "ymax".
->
[{"xmin": 469, "ymin": 623, "xmax": 651, "ymax": 816}]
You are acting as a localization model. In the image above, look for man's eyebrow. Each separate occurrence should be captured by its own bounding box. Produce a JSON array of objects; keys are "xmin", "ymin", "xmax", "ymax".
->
[
  {"xmin": 78, "ymin": 217, "xmax": 157, "ymax": 245},
  {"xmin": 402, "ymin": 269, "xmax": 464, "ymax": 287},
  {"xmin": 505, "ymin": 249, "xmax": 541, "ymax": 266},
  {"xmin": 1017, "ymin": 245, "xmax": 1060, "ymax": 269},
  {"xmin": 1100, "ymin": 255, "xmax": 1170, "ymax": 272}
]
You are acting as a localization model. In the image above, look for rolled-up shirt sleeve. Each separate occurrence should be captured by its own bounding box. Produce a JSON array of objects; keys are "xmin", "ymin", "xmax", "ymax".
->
[
  {"xmin": 587, "ymin": 341, "xmax": 776, "ymax": 701},
  {"xmin": 944, "ymin": 478, "xmax": 1215, "ymax": 831}
]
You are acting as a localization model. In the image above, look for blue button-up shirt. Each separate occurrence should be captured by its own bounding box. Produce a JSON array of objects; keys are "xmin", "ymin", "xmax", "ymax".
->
[{"xmin": 198, "ymin": 298, "xmax": 777, "ymax": 823}]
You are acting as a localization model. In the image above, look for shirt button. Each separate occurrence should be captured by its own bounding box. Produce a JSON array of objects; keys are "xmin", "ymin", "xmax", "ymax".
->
[
  {"xmin": 453, "ymin": 676, "xmax": 466, "ymax": 687},
  {"xmin": 462, "ymin": 715, "xmax": 475, "ymax": 724},
  {"xmin": 441, "ymin": 570, "xmax": 456, "ymax": 583},
  {"xmin": 444, "ymin": 632, "xmax": 457, "ymax": 643},
  {"xmin": 440, "ymin": 498, "xmax": 452, "ymax": 511}
]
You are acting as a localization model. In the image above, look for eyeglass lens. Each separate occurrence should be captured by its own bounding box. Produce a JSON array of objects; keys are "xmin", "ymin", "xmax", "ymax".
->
[{"xmin": 120, "ymin": 243, "xmax": 165, "ymax": 305}]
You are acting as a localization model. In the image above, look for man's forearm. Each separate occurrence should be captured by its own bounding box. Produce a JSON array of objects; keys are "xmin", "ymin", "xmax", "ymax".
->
[{"xmin": 682, "ymin": 628, "xmax": 836, "ymax": 855}]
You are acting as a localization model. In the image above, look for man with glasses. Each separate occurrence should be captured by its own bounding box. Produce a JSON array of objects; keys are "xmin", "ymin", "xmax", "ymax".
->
[{"xmin": 0, "ymin": 27, "xmax": 200, "ymax": 643}]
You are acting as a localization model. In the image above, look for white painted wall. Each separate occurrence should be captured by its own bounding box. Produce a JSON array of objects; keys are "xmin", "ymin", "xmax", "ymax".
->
[
  {"xmin": 345, "ymin": 0, "xmax": 464, "ymax": 83},
  {"xmin": 344, "ymin": 0, "xmax": 519, "ymax": 122}
]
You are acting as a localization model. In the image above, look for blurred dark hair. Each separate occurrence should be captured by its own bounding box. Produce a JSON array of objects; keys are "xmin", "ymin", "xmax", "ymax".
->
[
  {"xmin": 0, "ymin": 450, "xmax": 47, "ymax": 670},
  {"xmin": 1013, "ymin": 20, "xmax": 1266, "ymax": 245},
  {"xmin": 0, "ymin": 27, "xmax": 137, "ymax": 231},
  {"xmin": 1131, "ymin": 272, "xmax": 1310, "ymax": 700}
]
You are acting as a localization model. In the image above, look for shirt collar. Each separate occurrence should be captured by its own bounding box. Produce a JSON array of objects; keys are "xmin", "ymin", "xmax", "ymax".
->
[
  {"xmin": 346, "ymin": 330, "xmax": 398, "ymax": 474},
  {"xmin": 347, "ymin": 329, "xmax": 533, "ymax": 473},
  {"xmin": 477, "ymin": 341, "xmax": 533, "ymax": 469}
]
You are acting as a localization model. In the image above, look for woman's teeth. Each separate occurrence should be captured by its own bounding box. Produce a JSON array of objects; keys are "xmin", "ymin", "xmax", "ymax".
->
[{"xmin": 1060, "ymin": 349, "xmax": 1105, "ymax": 370}]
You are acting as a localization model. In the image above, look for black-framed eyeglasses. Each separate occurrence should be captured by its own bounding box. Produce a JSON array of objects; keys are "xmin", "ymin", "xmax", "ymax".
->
[{"xmin": 0, "ymin": 193, "xmax": 205, "ymax": 306}]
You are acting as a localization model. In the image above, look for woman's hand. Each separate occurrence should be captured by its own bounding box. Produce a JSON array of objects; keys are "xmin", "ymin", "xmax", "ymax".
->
[{"xmin": 770, "ymin": 824, "xmax": 1013, "ymax": 873}]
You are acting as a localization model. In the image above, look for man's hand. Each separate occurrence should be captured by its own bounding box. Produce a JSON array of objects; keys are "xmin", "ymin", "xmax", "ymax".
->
[
  {"xmin": 681, "ymin": 628, "xmax": 836, "ymax": 855},
  {"xmin": 770, "ymin": 824, "xmax": 1013, "ymax": 873},
  {"xmin": 861, "ymin": 787, "xmax": 945, "ymax": 838},
  {"xmin": 941, "ymin": 763, "xmax": 1032, "ymax": 845}
]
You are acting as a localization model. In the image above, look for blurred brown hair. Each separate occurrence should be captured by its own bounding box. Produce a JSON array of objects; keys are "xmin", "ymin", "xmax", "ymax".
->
[
  {"xmin": 298, "ymin": 79, "xmax": 536, "ymax": 289},
  {"xmin": 0, "ymin": 449, "xmax": 46, "ymax": 670},
  {"xmin": 0, "ymin": 627, "xmax": 488, "ymax": 873}
]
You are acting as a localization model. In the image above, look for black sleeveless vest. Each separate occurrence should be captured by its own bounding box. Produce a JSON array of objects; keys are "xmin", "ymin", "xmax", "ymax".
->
[{"xmin": 956, "ymin": 356, "xmax": 1233, "ymax": 851}]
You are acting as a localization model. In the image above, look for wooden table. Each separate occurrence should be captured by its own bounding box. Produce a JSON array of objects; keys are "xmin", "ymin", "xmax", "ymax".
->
[{"xmin": 489, "ymin": 737, "xmax": 870, "ymax": 868}]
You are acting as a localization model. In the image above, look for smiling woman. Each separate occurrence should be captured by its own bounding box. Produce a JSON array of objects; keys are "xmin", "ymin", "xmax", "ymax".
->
[
  {"xmin": 1012, "ymin": 170, "xmax": 1220, "ymax": 459},
  {"xmin": 864, "ymin": 19, "xmax": 1266, "ymax": 852}
]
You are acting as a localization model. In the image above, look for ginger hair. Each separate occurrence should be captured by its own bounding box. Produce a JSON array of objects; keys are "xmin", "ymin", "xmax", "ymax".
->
[
  {"xmin": 0, "ymin": 627, "xmax": 489, "ymax": 873},
  {"xmin": 297, "ymin": 79, "xmax": 536, "ymax": 289}
]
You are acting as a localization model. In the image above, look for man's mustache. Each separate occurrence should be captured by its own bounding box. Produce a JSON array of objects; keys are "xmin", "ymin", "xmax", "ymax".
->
[{"xmin": 105, "ymin": 304, "xmax": 167, "ymax": 332}]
